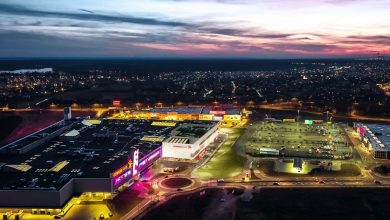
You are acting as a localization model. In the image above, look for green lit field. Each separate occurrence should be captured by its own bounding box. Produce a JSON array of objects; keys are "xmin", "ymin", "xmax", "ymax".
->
[
  {"xmin": 193, "ymin": 128, "xmax": 245, "ymax": 179},
  {"xmin": 237, "ymin": 122, "xmax": 351, "ymax": 159}
]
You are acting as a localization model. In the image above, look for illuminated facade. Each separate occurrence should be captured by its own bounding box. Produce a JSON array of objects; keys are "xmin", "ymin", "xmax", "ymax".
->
[
  {"xmin": 354, "ymin": 123, "xmax": 390, "ymax": 159},
  {"xmin": 162, "ymin": 122, "xmax": 220, "ymax": 160},
  {"xmin": 117, "ymin": 107, "xmax": 243, "ymax": 122}
]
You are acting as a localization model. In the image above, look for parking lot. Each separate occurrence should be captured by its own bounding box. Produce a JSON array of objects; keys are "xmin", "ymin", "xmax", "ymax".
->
[
  {"xmin": 193, "ymin": 128, "xmax": 245, "ymax": 178},
  {"xmin": 237, "ymin": 122, "xmax": 352, "ymax": 159}
]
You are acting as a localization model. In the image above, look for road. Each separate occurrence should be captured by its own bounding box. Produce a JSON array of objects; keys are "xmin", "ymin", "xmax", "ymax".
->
[
  {"xmin": 255, "ymin": 89, "xmax": 263, "ymax": 98},
  {"xmin": 3, "ymin": 105, "xmax": 389, "ymax": 122},
  {"xmin": 128, "ymin": 171, "xmax": 390, "ymax": 220},
  {"xmin": 259, "ymin": 102, "xmax": 390, "ymax": 122},
  {"xmin": 231, "ymin": 81, "xmax": 237, "ymax": 97}
]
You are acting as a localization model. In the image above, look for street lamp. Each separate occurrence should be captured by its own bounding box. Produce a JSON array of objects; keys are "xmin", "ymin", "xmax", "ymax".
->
[{"xmin": 135, "ymin": 102, "xmax": 142, "ymax": 110}]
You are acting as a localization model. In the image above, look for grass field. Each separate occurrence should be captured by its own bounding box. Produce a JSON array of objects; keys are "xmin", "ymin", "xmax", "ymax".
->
[
  {"xmin": 237, "ymin": 122, "xmax": 351, "ymax": 159},
  {"xmin": 193, "ymin": 128, "xmax": 245, "ymax": 179}
]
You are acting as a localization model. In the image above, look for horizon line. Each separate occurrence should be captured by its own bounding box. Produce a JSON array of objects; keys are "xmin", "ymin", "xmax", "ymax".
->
[{"xmin": 0, "ymin": 56, "xmax": 388, "ymax": 61}]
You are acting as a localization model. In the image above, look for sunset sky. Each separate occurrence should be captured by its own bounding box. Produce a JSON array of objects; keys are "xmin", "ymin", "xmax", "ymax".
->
[{"xmin": 1, "ymin": 0, "xmax": 390, "ymax": 58}]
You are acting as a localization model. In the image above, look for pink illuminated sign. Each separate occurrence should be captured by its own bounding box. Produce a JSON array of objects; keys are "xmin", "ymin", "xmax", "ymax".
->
[
  {"xmin": 139, "ymin": 148, "xmax": 161, "ymax": 171},
  {"xmin": 133, "ymin": 149, "xmax": 139, "ymax": 177},
  {"xmin": 112, "ymin": 148, "xmax": 161, "ymax": 188},
  {"xmin": 113, "ymin": 169, "xmax": 132, "ymax": 187}
]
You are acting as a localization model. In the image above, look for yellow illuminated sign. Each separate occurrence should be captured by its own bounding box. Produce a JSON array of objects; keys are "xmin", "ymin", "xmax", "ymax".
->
[
  {"xmin": 199, "ymin": 114, "xmax": 213, "ymax": 120},
  {"xmin": 141, "ymin": 136, "xmax": 165, "ymax": 142},
  {"xmin": 111, "ymin": 160, "xmax": 133, "ymax": 178},
  {"xmin": 49, "ymin": 161, "xmax": 69, "ymax": 172},
  {"xmin": 151, "ymin": 121, "xmax": 176, "ymax": 127}
]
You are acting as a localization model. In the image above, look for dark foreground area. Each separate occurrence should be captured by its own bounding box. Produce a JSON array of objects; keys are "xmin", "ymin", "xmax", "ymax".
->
[{"xmin": 141, "ymin": 187, "xmax": 390, "ymax": 220}]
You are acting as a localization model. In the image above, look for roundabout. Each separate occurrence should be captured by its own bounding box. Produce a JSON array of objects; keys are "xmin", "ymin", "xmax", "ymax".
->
[{"xmin": 159, "ymin": 177, "xmax": 194, "ymax": 190}]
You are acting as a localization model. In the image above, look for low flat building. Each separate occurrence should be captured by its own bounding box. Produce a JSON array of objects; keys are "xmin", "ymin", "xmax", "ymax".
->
[
  {"xmin": 354, "ymin": 123, "xmax": 390, "ymax": 159},
  {"xmin": 119, "ymin": 106, "xmax": 244, "ymax": 122}
]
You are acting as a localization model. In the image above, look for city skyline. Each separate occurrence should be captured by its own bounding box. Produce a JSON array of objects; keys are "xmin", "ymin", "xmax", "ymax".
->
[{"xmin": 1, "ymin": 0, "xmax": 390, "ymax": 58}]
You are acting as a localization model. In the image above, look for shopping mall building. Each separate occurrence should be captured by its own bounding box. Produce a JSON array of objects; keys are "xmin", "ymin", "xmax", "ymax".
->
[{"xmin": 0, "ymin": 116, "xmax": 219, "ymax": 217}]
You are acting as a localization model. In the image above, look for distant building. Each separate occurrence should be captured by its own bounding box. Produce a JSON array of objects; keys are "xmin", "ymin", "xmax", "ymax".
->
[
  {"xmin": 258, "ymin": 148, "xmax": 280, "ymax": 156},
  {"xmin": 293, "ymin": 158, "xmax": 303, "ymax": 172},
  {"xmin": 64, "ymin": 107, "xmax": 72, "ymax": 121},
  {"xmin": 121, "ymin": 106, "xmax": 245, "ymax": 122}
]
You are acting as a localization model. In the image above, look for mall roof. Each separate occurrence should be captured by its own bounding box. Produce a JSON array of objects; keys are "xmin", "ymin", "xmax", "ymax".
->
[
  {"xmin": 362, "ymin": 124, "xmax": 390, "ymax": 151},
  {"xmin": 150, "ymin": 107, "xmax": 203, "ymax": 114},
  {"xmin": 167, "ymin": 122, "xmax": 217, "ymax": 144},
  {"xmin": 0, "ymin": 119, "xmax": 184, "ymax": 191}
]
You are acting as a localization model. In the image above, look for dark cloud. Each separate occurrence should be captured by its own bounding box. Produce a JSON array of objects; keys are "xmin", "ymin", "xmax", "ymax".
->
[
  {"xmin": 0, "ymin": 30, "xmax": 186, "ymax": 58},
  {"xmin": 348, "ymin": 35, "xmax": 390, "ymax": 41},
  {"xmin": 79, "ymin": 9, "xmax": 94, "ymax": 14},
  {"xmin": 0, "ymin": 3, "xmax": 189, "ymax": 27},
  {"xmin": 10, "ymin": 20, "xmax": 99, "ymax": 28},
  {"xmin": 264, "ymin": 43, "xmax": 339, "ymax": 52},
  {"xmin": 340, "ymin": 40, "xmax": 390, "ymax": 45},
  {"xmin": 199, "ymin": 27, "xmax": 292, "ymax": 39},
  {"xmin": 339, "ymin": 35, "xmax": 390, "ymax": 45},
  {"xmin": 0, "ymin": 3, "xmax": 302, "ymax": 41}
]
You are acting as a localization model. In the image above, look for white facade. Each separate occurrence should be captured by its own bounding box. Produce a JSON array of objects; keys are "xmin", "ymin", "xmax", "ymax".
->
[{"xmin": 162, "ymin": 123, "xmax": 219, "ymax": 160}]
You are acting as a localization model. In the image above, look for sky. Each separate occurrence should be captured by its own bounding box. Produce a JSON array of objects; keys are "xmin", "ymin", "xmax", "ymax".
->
[{"xmin": 0, "ymin": 0, "xmax": 390, "ymax": 58}]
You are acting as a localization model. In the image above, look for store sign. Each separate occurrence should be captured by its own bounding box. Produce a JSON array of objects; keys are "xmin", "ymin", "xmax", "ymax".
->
[
  {"xmin": 358, "ymin": 127, "xmax": 365, "ymax": 136},
  {"xmin": 113, "ymin": 169, "xmax": 132, "ymax": 187},
  {"xmin": 173, "ymin": 145, "xmax": 191, "ymax": 149},
  {"xmin": 139, "ymin": 148, "xmax": 161, "ymax": 171},
  {"xmin": 112, "ymin": 100, "xmax": 121, "ymax": 106},
  {"xmin": 199, "ymin": 114, "xmax": 213, "ymax": 121},
  {"xmin": 111, "ymin": 160, "xmax": 133, "ymax": 178},
  {"xmin": 210, "ymin": 110, "xmax": 226, "ymax": 115},
  {"xmin": 133, "ymin": 149, "xmax": 139, "ymax": 177},
  {"xmin": 304, "ymin": 120, "xmax": 313, "ymax": 125}
]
